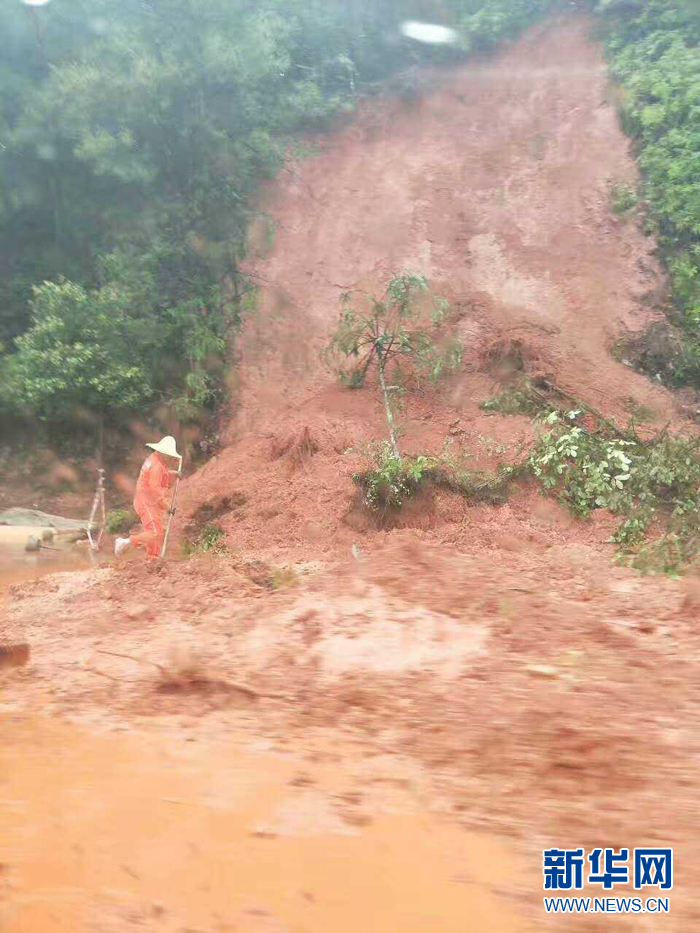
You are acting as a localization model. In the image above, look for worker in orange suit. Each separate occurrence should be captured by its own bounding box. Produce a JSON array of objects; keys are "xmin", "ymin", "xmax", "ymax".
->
[{"xmin": 114, "ymin": 436, "xmax": 182, "ymax": 558}]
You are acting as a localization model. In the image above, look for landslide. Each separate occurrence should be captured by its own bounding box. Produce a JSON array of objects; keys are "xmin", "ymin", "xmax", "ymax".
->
[
  {"xmin": 172, "ymin": 15, "xmax": 686, "ymax": 564},
  {"xmin": 4, "ymin": 15, "xmax": 700, "ymax": 930}
]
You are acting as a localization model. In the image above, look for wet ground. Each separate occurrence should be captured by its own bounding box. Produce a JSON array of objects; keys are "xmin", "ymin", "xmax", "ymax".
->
[
  {"xmin": 0, "ymin": 711, "xmax": 526, "ymax": 933},
  {"xmin": 0, "ymin": 548, "xmax": 530, "ymax": 933}
]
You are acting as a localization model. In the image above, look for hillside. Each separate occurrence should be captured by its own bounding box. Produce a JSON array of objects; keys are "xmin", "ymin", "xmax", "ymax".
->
[{"xmin": 176, "ymin": 14, "xmax": 682, "ymax": 563}]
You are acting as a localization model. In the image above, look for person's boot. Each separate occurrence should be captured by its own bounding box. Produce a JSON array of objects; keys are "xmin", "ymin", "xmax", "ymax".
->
[{"xmin": 114, "ymin": 537, "xmax": 132, "ymax": 556}]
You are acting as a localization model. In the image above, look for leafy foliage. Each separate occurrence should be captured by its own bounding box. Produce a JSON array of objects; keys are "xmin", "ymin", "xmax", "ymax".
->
[
  {"xmin": 600, "ymin": 0, "xmax": 700, "ymax": 384},
  {"xmin": 9, "ymin": 247, "xmax": 235, "ymax": 424},
  {"xmin": 608, "ymin": 179, "xmax": 639, "ymax": 215},
  {"xmin": 0, "ymin": 0, "xmax": 553, "ymax": 431},
  {"xmin": 452, "ymin": 0, "xmax": 557, "ymax": 50},
  {"xmin": 185, "ymin": 522, "xmax": 227, "ymax": 555},
  {"xmin": 106, "ymin": 509, "xmax": 136, "ymax": 535},
  {"xmin": 12, "ymin": 279, "xmax": 152, "ymax": 420},
  {"xmin": 353, "ymin": 441, "xmax": 438, "ymax": 511},
  {"xmin": 327, "ymin": 273, "xmax": 461, "ymax": 458},
  {"xmin": 528, "ymin": 406, "xmax": 700, "ymax": 571}
]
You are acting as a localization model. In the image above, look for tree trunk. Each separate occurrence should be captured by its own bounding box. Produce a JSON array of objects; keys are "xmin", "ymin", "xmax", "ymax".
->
[{"xmin": 376, "ymin": 349, "xmax": 400, "ymax": 459}]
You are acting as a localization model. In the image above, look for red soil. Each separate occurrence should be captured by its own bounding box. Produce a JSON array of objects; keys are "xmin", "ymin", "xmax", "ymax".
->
[
  {"xmin": 3, "ymin": 16, "xmax": 700, "ymax": 930},
  {"xmin": 175, "ymin": 14, "xmax": 681, "ymax": 565}
]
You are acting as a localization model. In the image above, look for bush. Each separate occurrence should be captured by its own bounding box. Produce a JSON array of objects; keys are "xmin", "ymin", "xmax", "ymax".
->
[
  {"xmin": 185, "ymin": 522, "xmax": 227, "ymax": 556},
  {"xmin": 527, "ymin": 406, "xmax": 700, "ymax": 569},
  {"xmin": 601, "ymin": 0, "xmax": 700, "ymax": 386},
  {"xmin": 106, "ymin": 509, "xmax": 136, "ymax": 536},
  {"xmin": 608, "ymin": 179, "xmax": 638, "ymax": 215},
  {"xmin": 353, "ymin": 442, "xmax": 437, "ymax": 511},
  {"xmin": 12, "ymin": 279, "xmax": 152, "ymax": 422}
]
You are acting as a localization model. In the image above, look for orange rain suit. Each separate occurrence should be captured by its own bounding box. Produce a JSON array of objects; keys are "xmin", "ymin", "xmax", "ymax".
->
[{"xmin": 132, "ymin": 452, "xmax": 172, "ymax": 558}]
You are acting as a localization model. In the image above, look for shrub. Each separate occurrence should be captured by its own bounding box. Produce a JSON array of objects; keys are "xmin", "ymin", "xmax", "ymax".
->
[
  {"xmin": 527, "ymin": 407, "xmax": 700, "ymax": 568},
  {"xmin": 185, "ymin": 522, "xmax": 227, "ymax": 556},
  {"xmin": 353, "ymin": 441, "xmax": 438, "ymax": 511},
  {"xmin": 608, "ymin": 179, "xmax": 638, "ymax": 215},
  {"xmin": 106, "ymin": 509, "xmax": 136, "ymax": 536},
  {"xmin": 12, "ymin": 279, "xmax": 152, "ymax": 423},
  {"xmin": 326, "ymin": 273, "xmax": 461, "ymax": 459}
]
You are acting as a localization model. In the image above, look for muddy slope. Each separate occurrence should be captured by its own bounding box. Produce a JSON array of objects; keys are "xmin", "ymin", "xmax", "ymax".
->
[{"xmin": 175, "ymin": 15, "xmax": 679, "ymax": 561}]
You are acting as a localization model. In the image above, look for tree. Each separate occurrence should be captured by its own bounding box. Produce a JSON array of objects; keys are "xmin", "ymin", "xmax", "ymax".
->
[
  {"xmin": 326, "ymin": 272, "xmax": 459, "ymax": 458},
  {"xmin": 0, "ymin": 0, "xmax": 554, "ymax": 435},
  {"xmin": 12, "ymin": 279, "xmax": 152, "ymax": 431}
]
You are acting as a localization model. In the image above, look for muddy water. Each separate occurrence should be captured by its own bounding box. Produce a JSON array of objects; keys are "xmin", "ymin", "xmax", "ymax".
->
[
  {"xmin": 0, "ymin": 535, "xmax": 98, "ymax": 604},
  {"xmin": 0, "ymin": 716, "xmax": 526, "ymax": 933}
]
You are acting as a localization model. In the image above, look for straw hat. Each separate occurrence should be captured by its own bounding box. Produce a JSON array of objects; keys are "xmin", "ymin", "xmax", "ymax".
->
[{"xmin": 146, "ymin": 436, "xmax": 182, "ymax": 460}]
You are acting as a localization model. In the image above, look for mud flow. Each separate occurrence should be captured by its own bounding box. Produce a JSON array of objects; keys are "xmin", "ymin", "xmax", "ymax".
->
[{"xmin": 0, "ymin": 717, "xmax": 524, "ymax": 933}]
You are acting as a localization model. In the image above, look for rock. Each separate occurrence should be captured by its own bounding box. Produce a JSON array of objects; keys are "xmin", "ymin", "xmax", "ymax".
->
[
  {"xmin": 124, "ymin": 603, "xmax": 152, "ymax": 621},
  {"xmin": 524, "ymin": 664, "xmax": 559, "ymax": 678}
]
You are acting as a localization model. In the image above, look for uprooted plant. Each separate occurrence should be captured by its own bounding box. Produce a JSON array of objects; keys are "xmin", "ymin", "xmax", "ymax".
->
[
  {"xmin": 528, "ymin": 407, "xmax": 700, "ymax": 573},
  {"xmin": 478, "ymin": 375, "xmax": 700, "ymax": 573}
]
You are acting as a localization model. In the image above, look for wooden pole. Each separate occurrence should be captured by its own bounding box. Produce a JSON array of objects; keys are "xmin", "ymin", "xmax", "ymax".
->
[{"xmin": 159, "ymin": 468, "xmax": 182, "ymax": 558}]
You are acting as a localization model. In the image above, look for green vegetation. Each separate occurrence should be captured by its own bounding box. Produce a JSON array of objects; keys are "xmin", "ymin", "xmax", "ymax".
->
[
  {"xmin": 326, "ymin": 272, "xmax": 461, "ymax": 459},
  {"xmin": 434, "ymin": 436, "xmax": 522, "ymax": 502},
  {"xmin": 106, "ymin": 508, "xmax": 135, "ymax": 535},
  {"xmin": 608, "ymin": 179, "xmax": 639, "ymax": 216},
  {"xmin": 353, "ymin": 442, "xmax": 438, "ymax": 511},
  {"xmin": 480, "ymin": 379, "xmax": 545, "ymax": 416},
  {"xmin": 529, "ymin": 405, "xmax": 700, "ymax": 573},
  {"xmin": 356, "ymin": 367, "xmax": 700, "ymax": 570},
  {"xmin": 328, "ymin": 271, "xmax": 464, "ymax": 515},
  {"xmin": 483, "ymin": 375, "xmax": 700, "ymax": 574},
  {"xmin": 0, "ymin": 0, "xmax": 555, "ymax": 442},
  {"xmin": 185, "ymin": 522, "xmax": 227, "ymax": 556},
  {"xmin": 352, "ymin": 433, "xmax": 520, "ymax": 514},
  {"xmin": 599, "ymin": 0, "xmax": 700, "ymax": 385}
]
